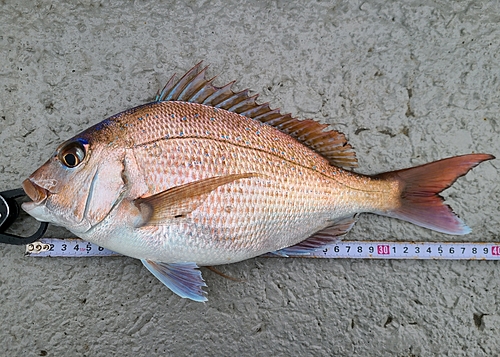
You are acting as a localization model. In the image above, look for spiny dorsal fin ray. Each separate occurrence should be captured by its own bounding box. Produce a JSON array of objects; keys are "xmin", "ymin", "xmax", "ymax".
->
[
  {"xmin": 156, "ymin": 62, "xmax": 206, "ymax": 102},
  {"xmin": 156, "ymin": 62, "xmax": 357, "ymax": 169}
]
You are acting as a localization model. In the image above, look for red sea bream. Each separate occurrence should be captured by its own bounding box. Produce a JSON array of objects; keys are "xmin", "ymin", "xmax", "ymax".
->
[{"xmin": 21, "ymin": 63, "xmax": 494, "ymax": 301}]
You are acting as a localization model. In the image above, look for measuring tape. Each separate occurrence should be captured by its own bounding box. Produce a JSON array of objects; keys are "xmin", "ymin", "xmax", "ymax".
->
[
  {"xmin": 25, "ymin": 238, "xmax": 500, "ymax": 260},
  {"xmin": 25, "ymin": 238, "xmax": 120, "ymax": 257}
]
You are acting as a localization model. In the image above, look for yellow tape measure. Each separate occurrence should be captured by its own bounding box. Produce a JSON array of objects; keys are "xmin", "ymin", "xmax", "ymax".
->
[{"xmin": 25, "ymin": 238, "xmax": 500, "ymax": 260}]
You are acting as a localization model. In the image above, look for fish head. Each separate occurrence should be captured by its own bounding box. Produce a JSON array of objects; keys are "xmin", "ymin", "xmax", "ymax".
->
[{"xmin": 22, "ymin": 133, "xmax": 127, "ymax": 234}]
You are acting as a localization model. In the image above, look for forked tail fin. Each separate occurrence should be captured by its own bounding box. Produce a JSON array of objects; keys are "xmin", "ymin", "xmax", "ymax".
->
[{"xmin": 377, "ymin": 154, "xmax": 494, "ymax": 235}]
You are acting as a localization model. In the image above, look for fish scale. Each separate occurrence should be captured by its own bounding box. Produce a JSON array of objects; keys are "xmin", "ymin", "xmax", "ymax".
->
[
  {"xmin": 79, "ymin": 102, "xmax": 375, "ymax": 263},
  {"xmin": 21, "ymin": 63, "xmax": 494, "ymax": 301},
  {"xmin": 114, "ymin": 102, "xmax": 335, "ymax": 175},
  {"xmin": 100, "ymin": 102, "xmax": 378, "ymax": 259},
  {"xmin": 131, "ymin": 141, "xmax": 357, "ymax": 260}
]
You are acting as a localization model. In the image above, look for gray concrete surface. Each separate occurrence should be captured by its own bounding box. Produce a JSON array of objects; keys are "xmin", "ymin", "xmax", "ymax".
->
[{"xmin": 1, "ymin": 0, "xmax": 499, "ymax": 356}]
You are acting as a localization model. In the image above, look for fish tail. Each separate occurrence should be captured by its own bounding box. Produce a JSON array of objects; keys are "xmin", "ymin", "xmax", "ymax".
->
[{"xmin": 377, "ymin": 154, "xmax": 494, "ymax": 235}]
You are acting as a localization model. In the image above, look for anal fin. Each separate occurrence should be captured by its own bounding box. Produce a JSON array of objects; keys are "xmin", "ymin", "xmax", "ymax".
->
[
  {"xmin": 141, "ymin": 260, "xmax": 208, "ymax": 302},
  {"xmin": 274, "ymin": 216, "xmax": 357, "ymax": 256}
]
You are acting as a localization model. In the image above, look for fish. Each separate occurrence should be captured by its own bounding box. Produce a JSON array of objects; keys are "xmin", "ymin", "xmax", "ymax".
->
[{"xmin": 21, "ymin": 63, "xmax": 494, "ymax": 302}]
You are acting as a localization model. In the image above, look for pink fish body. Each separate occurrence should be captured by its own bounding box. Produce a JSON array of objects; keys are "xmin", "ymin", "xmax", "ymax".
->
[{"xmin": 22, "ymin": 64, "xmax": 494, "ymax": 301}]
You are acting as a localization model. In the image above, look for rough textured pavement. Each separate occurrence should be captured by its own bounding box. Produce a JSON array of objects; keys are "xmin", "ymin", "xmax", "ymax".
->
[{"xmin": 1, "ymin": 1, "xmax": 499, "ymax": 356}]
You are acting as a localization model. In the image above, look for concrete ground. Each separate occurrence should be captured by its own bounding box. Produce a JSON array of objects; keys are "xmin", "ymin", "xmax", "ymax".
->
[{"xmin": 1, "ymin": 1, "xmax": 499, "ymax": 356}]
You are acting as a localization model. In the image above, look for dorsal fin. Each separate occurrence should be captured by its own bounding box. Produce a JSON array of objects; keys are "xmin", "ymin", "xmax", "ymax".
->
[{"xmin": 156, "ymin": 62, "xmax": 357, "ymax": 169}]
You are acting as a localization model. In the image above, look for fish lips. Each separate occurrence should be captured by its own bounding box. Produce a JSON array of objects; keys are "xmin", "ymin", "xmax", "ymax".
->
[{"xmin": 22, "ymin": 179, "xmax": 49, "ymax": 204}]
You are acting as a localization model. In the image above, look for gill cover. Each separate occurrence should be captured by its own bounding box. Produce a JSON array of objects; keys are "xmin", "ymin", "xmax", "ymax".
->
[
  {"xmin": 23, "ymin": 137, "xmax": 126, "ymax": 232},
  {"xmin": 60, "ymin": 138, "xmax": 127, "ymax": 228}
]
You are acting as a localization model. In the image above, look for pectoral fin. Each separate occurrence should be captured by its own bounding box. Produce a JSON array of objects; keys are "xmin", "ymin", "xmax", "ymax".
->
[
  {"xmin": 135, "ymin": 173, "xmax": 258, "ymax": 225},
  {"xmin": 141, "ymin": 260, "xmax": 208, "ymax": 302}
]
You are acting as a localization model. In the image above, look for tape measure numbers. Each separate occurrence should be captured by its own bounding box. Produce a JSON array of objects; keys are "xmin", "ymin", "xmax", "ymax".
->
[
  {"xmin": 305, "ymin": 241, "xmax": 500, "ymax": 260},
  {"xmin": 25, "ymin": 238, "xmax": 500, "ymax": 260},
  {"xmin": 26, "ymin": 238, "xmax": 120, "ymax": 257}
]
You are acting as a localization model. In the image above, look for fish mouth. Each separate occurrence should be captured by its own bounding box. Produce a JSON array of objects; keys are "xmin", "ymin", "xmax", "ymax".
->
[{"xmin": 22, "ymin": 179, "xmax": 49, "ymax": 204}]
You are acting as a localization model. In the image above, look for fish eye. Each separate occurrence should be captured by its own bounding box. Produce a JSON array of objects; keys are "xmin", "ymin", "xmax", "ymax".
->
[{"xmin": 58, "ymin": 141, "xmax": 86, "ymax": 168}]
